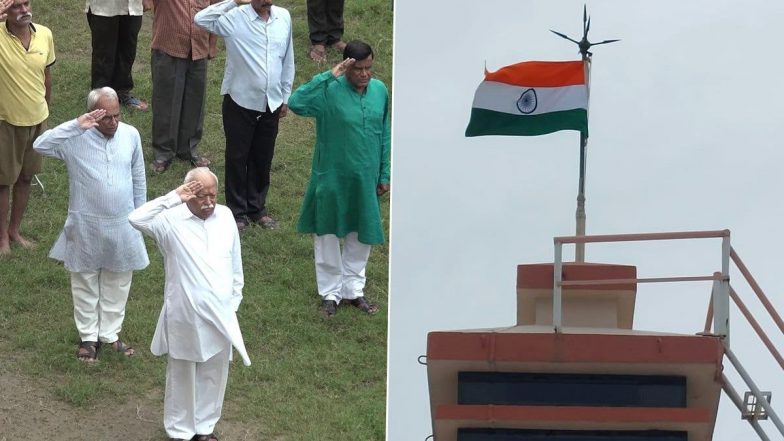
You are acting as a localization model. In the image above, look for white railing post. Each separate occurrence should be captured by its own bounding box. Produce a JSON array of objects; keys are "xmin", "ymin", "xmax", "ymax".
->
[
  {"xmin": 715, "ymin": 233, "xmax": 731, "ymax": 345},
  {"xmin": 553, "ymin": 239, "xmax": 563, "ymax": 333}
]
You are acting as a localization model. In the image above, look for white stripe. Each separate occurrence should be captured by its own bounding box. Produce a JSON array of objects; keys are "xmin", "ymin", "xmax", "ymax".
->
[{"xmin": 471, "ymin": 81, "xmax": 588, "ymax": 115}]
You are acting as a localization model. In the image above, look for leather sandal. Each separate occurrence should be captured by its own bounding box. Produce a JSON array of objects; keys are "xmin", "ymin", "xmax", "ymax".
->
[
  {"xmin": 320, "ymin": 299, "xmax": 337, "ymax": 318},
  {"xmin": 107, "ymin": 339, "xmax": 135, "ymax": 357},
  {"xmin": 151, "ymin": 159, "xmax": 171, "ymax": 174},
  {"xmin": 350, "ymin": 297, "xmax": 379, "ymax": 315},
  {"xmin": 76, "ymin": 341, "xmax": 98, "ymax": 363},
  {"xmin": 189, "ymin": 155, "xmax": 211, "ymax": 167}
]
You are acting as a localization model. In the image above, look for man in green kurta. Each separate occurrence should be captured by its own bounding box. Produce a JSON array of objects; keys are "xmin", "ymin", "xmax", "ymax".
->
[{"xmin": 288, "ymin": 40, "xmax": 390, "ymax": 317}]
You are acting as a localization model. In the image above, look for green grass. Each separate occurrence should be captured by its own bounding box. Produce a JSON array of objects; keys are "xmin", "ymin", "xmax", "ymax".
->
[{"xmin": 0, "ymin": 1, "xmax": 392, "ymax": 439}]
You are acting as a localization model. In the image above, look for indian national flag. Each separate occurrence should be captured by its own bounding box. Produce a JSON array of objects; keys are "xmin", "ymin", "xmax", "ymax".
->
[{"xmin": 465, "ymin": 60, "xmax": 588, "ymax": 137}]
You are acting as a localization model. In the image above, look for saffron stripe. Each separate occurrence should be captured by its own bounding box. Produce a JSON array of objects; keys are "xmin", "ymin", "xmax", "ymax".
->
[
  {"xmin": 472, "ymin": 81, "xmax": 588, "ymax": 116},
  {"xmin": 485, "ymin": 60, "xmax": 585, "ymax": 87},
  {"xmin": 465, "ymin": 108, "xmax": 588, "ymax": 137}
]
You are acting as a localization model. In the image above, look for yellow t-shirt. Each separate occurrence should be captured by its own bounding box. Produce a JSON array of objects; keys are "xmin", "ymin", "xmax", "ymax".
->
[{"xmin": 0, "ymin": 23, "xmax": 56, "ymax": 126}]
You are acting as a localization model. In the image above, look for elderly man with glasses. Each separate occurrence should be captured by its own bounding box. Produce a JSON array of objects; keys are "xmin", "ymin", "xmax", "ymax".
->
[{"xmin": 33, "ymin": 87, "xmax": 148, "ymax": 362}]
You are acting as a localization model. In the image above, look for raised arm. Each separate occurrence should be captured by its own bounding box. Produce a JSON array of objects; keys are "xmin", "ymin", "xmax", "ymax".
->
[
  {"xmin": 288, "ymin": 71, "xmax": 343, "ymax": 118},
  {"xmin": 129, "ymin": 181, "xmax": 204, "ymax": 237},
  {"xmin": 193, "ymin": 0, "xmax": 242, "ymax": 37},
  {"xmin": 33, "ymin": 109, "xmax": 106, "ymax": 159}
]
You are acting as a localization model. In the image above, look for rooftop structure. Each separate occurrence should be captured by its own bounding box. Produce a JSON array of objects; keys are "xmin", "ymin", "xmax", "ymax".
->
[{"xmin": 425, "ymin": 230, "xmax": 784, "ymax": 441}]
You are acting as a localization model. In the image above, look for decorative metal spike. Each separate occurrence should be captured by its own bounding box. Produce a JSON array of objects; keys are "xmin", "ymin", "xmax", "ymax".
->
[
  {"xmin": 592, "ymin": 39, "xmax": 621, "ymax": 46},
  {"xmin": 550, "ymin": 29, "xmax": 580, "ymax": 44},
  {"xmin": 583, "ymin": 4, "xmax": 587, "ymax": 29},
  {"xmin": 552, "ymin": 5, "xmax": 619, "ymax": 59}
]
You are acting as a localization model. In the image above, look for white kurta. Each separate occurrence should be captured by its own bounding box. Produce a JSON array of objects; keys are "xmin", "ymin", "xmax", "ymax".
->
[
  {"xmin": 128, "ymin": 191, "xmax": 250, "ymax": 366},
  {"xmin": 33, "ymin": 119, "xmax": 149, "ymax": 272}
]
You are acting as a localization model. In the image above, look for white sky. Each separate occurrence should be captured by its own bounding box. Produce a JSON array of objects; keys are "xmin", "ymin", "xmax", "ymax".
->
[{"xmin": 388, "ymin": 1, "xmax": 784, "ymax": 440}]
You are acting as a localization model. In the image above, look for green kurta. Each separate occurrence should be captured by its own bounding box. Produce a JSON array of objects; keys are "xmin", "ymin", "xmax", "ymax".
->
[{"xmin": 289, "ymin": 70, "xmax": 391, "ymax": 245}]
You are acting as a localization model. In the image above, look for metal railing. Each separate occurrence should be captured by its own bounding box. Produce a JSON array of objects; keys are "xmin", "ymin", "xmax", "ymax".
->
[
  {"xmin": 551, "ymin": 229, "xmax": 784, "ymax": 440},
  {"xmin": 552, "ymin": 229, "xmax": 731, "ymax": 337}
]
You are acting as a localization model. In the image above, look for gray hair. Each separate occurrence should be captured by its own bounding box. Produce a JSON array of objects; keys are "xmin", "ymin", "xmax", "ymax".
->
[
  {"xmin": 184, "ymin": 167, "xmax": 219, "ymax": 187},
  {"xmin": 86, "ymin": 87, "xmax": 119, "ymax": 111}
]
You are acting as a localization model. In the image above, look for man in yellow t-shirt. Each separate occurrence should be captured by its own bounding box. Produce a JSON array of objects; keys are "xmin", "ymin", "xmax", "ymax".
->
[{"xmin": 0, "ymin": 0, "xmax": 55, "ymax": 255}]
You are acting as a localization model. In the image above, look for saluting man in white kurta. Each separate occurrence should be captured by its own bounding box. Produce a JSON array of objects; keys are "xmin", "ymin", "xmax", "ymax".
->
[
  {"xmin": 33, "ymin": 87, "xmax": 148, "ymax": 362},
  {"xmin": 128, "ymin": 167, "xmax": 250, "ymax": 441}
]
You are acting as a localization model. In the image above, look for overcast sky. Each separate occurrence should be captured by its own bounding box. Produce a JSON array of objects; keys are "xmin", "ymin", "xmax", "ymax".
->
[{"xmin": 388, "ymin": 1, "xmax": 784, "ymax": 440}]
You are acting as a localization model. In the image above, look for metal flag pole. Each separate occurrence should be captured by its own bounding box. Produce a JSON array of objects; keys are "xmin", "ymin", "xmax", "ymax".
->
[{"xmin": 551, "ymin": 5, "xmax": 619, "ymax": 262}]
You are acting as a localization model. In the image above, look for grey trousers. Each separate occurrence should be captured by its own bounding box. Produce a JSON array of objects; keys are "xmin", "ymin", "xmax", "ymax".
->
[{"xmin": 151, "ymin": 49, "xmax": 207, "ymax": 163}]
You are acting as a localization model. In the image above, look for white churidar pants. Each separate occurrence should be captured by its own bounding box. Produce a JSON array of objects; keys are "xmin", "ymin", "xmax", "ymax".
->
[
  {"xmin": 314, "ymin": 232, "xmax": 372, "ymax": 303},
  {"xmin": 164, "ymin": 346, "xmax": 231, "ymax": 439},
  {"xmin": 70, "ymin": 269, "xmax": 133, "ymax": 343}
]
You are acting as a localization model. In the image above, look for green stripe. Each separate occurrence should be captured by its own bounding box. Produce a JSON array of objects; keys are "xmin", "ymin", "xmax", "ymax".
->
[{"xmin": 465, "ymin": 108, "xmax": 588, "ymax": 137}]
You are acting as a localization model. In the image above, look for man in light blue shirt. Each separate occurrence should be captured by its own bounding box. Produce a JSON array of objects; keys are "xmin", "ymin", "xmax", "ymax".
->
[{"xmin": 195, "ymin": 0, "xmax": 294, "ymax": 232}]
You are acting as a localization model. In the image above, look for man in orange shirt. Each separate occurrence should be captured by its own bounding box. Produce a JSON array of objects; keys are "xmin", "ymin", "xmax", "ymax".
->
[{"xmin": 146, "ymin": 0, "xmax": 215, "ymax": 173}]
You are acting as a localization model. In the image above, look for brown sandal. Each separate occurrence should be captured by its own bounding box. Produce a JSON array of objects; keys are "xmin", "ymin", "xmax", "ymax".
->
[
  {"xmin": 151, "ymin": 159, "xmax": 171, "ymax": 174},
  {"xmin": 350, "ymin": 297, "xmax": 379, "ymax": 315},
  {"xmin": 76, "ymin": 341, "xmax": 98, "ymax": 363},
  {"xmin": 107, "ymin": 339, "xmax": 135, "ymax": 357},
  {"xmin": 189, "ymin": 155, "xmax": 211, "ymax": 167}
]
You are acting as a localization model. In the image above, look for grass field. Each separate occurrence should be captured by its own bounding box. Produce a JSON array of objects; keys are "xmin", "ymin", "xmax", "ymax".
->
[{"xmin": 0, "ymin": 1, "xmax": 392, "ymax": 439}]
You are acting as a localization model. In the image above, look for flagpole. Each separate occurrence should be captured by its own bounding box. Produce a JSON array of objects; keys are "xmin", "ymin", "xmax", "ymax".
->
[
  {"xmin": 576, "ymin": 136, "xmax": 587, "ymax": 262},
  {"xmin": 552, "ymin": 5, "xmax": 619, "ymax": 262},
  {"xmin": 575, "ymin": 54, "xmax": 590, "ymax": 263}
]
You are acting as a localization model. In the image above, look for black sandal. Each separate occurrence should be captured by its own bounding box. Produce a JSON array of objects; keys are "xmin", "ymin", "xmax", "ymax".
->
[
  {"xmin": 76, "ymin": 341, "xmax": 98, "ymax": 362},
  {"xmin": 193, "ymin": 434, "xmax": 219, "ymax": 441}
]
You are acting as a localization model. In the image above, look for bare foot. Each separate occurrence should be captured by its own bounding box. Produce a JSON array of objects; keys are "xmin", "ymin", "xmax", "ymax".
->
[
  {"xmin": 0, "ymin": 237, "xmax": 10, "ymax": 256},
  {"xmin": 9, "ymin": 232, "xmax": 34, "ymax": 249}
]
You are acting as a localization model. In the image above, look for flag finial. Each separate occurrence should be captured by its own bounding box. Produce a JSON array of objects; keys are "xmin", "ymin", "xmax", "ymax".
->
[{"xmin": 550, "ymin": 4, "xmax": 620, "ymax": 59}]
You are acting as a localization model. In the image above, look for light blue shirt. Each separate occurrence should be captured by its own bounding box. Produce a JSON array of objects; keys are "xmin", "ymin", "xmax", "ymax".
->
[{"xmin": 194, "ymin": 0, "xmax": 295, "ymax": 112}]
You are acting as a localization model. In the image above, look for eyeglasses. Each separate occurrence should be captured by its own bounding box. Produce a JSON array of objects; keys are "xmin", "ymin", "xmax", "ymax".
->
[{"xmin": 100, "ymin": 113, "xmax": 121, "ymax": 122}]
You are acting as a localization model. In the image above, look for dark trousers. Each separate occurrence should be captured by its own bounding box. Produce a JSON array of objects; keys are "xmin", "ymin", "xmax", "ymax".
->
[
  {"xmin": 307, "ymin": 0, "xmax": 345, "ymax": 45},
  {"xmin": 222, "ymin": 95, "xmax": 280, "ymax": 221},
  {"xmin": 86, "ymin": 12, "xmax": 142, "ymax": 93},
  {"xmin": 151, "ymin": 50, "xmax": 207, "ymax": 163}
]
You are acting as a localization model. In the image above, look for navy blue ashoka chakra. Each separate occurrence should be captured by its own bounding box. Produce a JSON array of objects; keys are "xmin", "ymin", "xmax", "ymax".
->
[{"xmin": 516, "ymin": 88, "xmax": 538, "ymax": 114}]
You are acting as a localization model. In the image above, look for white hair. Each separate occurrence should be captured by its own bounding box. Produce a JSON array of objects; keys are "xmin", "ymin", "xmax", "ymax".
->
[
  {"xmin": 86, "ymin": 87, "xmax": 119, "ymax": 111},
  {"xmin": 184, "ymin": 167, "xmax": 219, "ymax": 187}
]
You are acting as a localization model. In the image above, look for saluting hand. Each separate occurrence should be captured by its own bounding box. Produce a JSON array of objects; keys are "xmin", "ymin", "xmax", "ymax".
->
[
  {"xmin": 176, "ymin": 181, "xmax": 204, "ymax": 202},
  {"xmin": 77, "ymin": 109, "xmax": 106, "ymax": 130},
  {"xmin": 0, "ymin": 0, "xmax": 13, "ymax": 21},
  {"xmin": 331, "ymin": 58, "xmax": 356, "ymax": 78}
]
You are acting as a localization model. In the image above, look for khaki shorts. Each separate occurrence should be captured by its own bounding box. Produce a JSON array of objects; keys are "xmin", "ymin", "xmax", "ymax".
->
[{"xmin": 0, "ymin": 120, "xmax": 45, "ymax": 185}]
